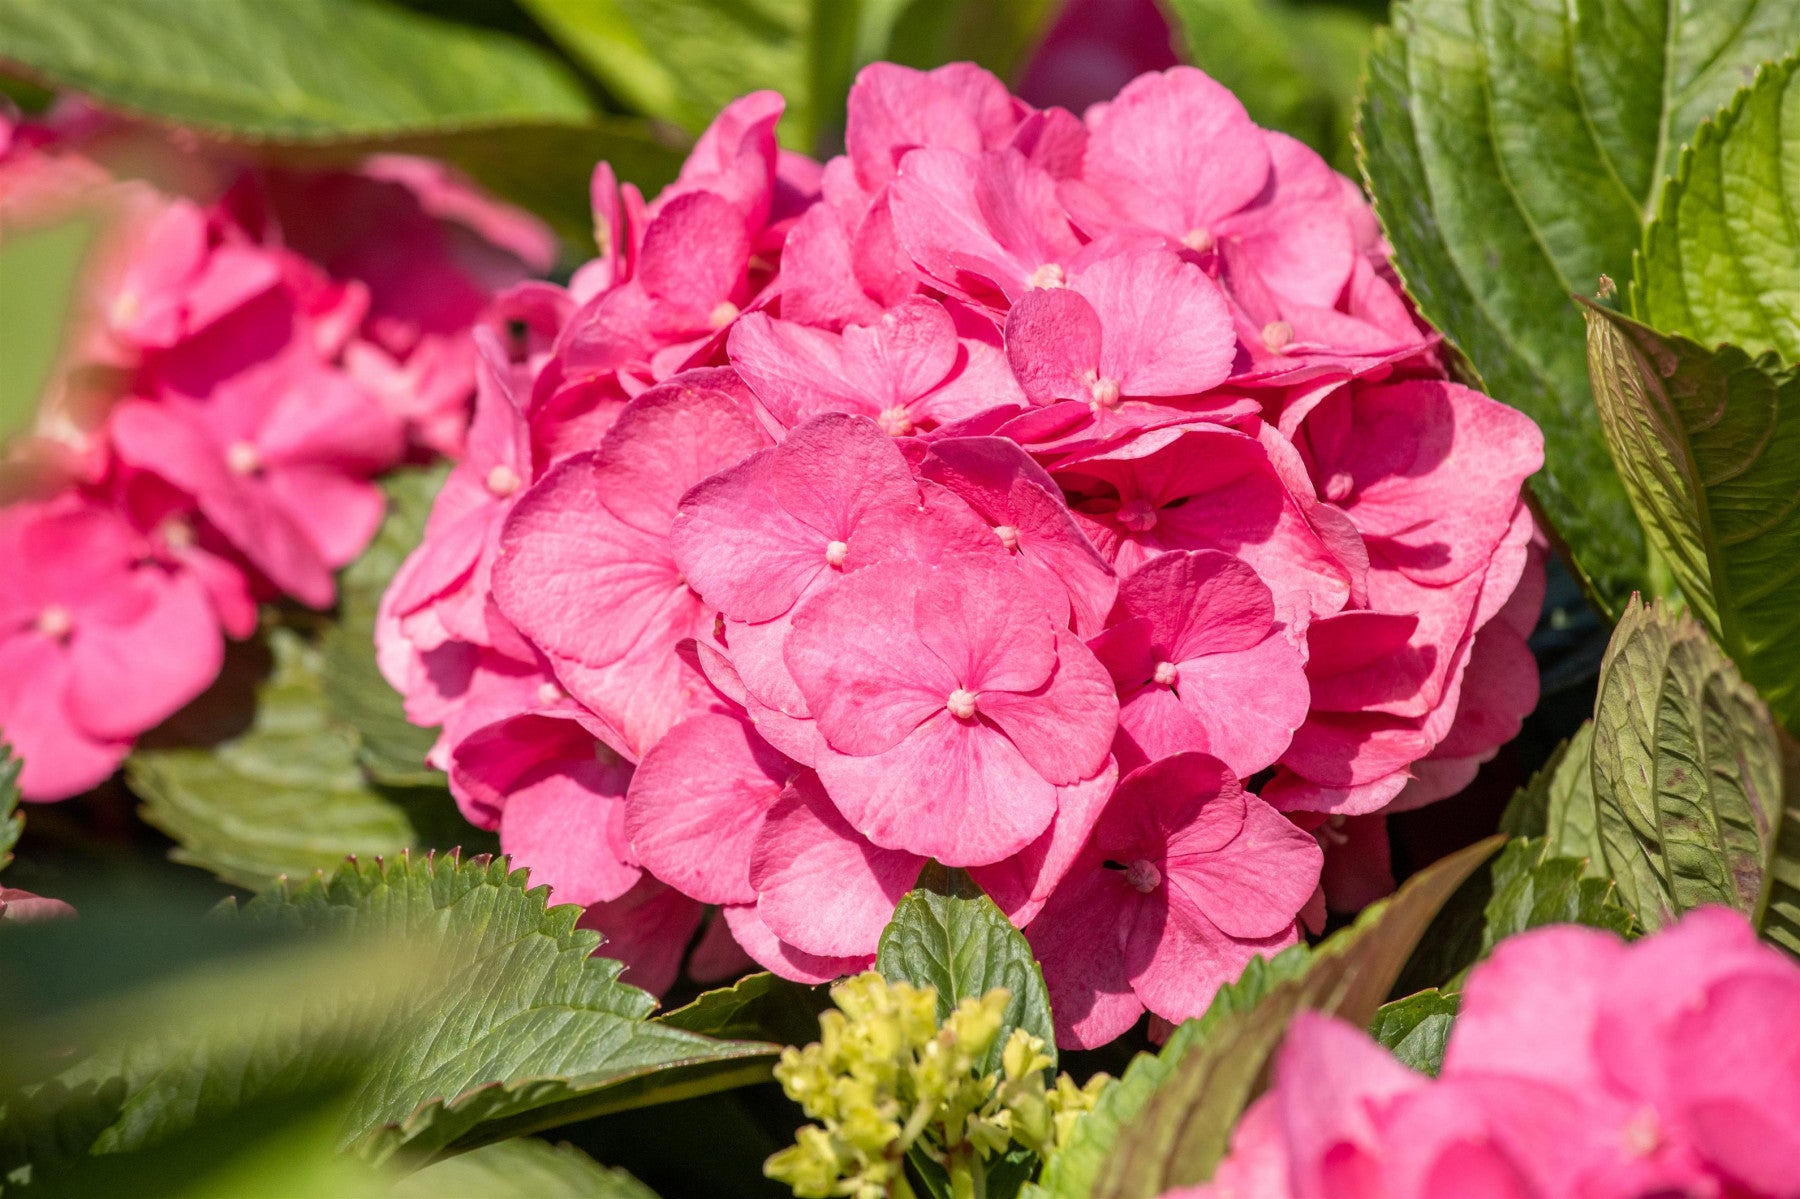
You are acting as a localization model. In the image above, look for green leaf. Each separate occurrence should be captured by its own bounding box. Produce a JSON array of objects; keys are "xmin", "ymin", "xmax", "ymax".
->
[
  {"xmin": 129, "ymin": 629, "xmax": 426, "ymax": 890},
  {"xmin": 391, "ymin": 1138, "xmax": 659, "ymax": 1199},
  {"xmin": 1499, "ymin": 722, "xmax": 1605, "ymax": 871},
  {"xmin": 1585, "ymin": 307, "xmax": 1800, "ymax": 730},
  {"xmin": 875, "ymin": 0, "xmax": 1063, "ymax": 89},
  {"xmin": 0, "ymin": 743, "xmax": 21, "ymax": 874},
  {"xmin": 1370, "ymin": 989, "xmax": 1458, "ymax": 1077},
  {"xmin": 656, "ymin": 971, "xmax": 832, "ymax": 1046},
  {"xmin": 1634, "ymin": 56, "xmax": 1800, "ymax": 364},
  {"xmin": 1590, "ymin": 595, "xmax": 1786, "ymax": 930},
  {"xmin": 1162, "ymin": 0, "xmax": 1376, "ymax": 172},
  {"xmin": 1759, "ymin": 730, "xmax": 1800, "ymax": 956},
  {"xmin": 0, "ymin": 0, "xmax": 684, "ymax": 246},
  {"xmin": 321, "ymin": 465, "xmax": 449, "ymax": 789},
  {"xmin": 236, "ymin": 852, "xmax": 777, "ymax": 1162},
  {"xmin": 0, "ymin": 210, "xmax": 100, "ymax": 450},
  {"xmin": 515, "ymin": 0, "xmax": 686, "ymax": 120},
  {"xmin": 1354, "ymin": 0, "xmax": 1800, "ymax": 610},
  {"xmin": 1032, "ymin": 835, "xmax": 1502, "ymax": 1199},
  {"xmin": 1394, "ymin": 836, "xmax": 1636, "ymax": 996},
  {"xmin": 875, "ymin": 865, "xmax": 1054, "ymax": 1074},
  {"xmin": 0, "ymin": 0, "xmax": 592, "ymax": 136}
]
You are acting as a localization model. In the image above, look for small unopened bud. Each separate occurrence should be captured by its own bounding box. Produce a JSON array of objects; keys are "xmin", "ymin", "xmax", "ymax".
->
[
  {"xmin": 1124, "ymin": 859, "xmax": 1162, "ymax": 893},
  {"xmin": 1153, "ymin": 660, "xmax": 1178, "ymax": 687},
  {"xmin": 708, "ymin": 300, "xmax": 740, "ymax": 329},
  {"xmin": 946, "ymin": 689, "xmax": 979, "ymax": 719},
  {"xmin": 1117, "ymin": 498, "xmax": 1158, "ymax": 532},
  {"xmin": 36, "ymin": 604, "xmax": 73, "ymax": 641},
  {"xmin": 1181, "ymin": 226, "xmax": 1215, "ymax": 253},
  {"xmin": 226, "ymin": 441, "xmax": 261, "ymax": 476},
  {"xmin": 993, "ymin": 525, "xmax": 1020, "ymax": 551},
  {"xmin": 485, "ymin": 464, "xmax": 522, "ymax": 496},
  {"xmin": 1027, "ymin": 262, "xmax": 1067, "ymax": 290},
  {"xmin": 825, "ymin": 540, "xmax": 849, "ymax": 567},
  {"xmin": 877, "ymin": 406, "xmax": 914, "ymax": 436},
  {"xmin": 1261, "ymin": 320, "xmax": 1295, "ymax": 354},
  {"xmin": 1088, "ymin": 375, "xmax": 1122, "ymax": 409}
]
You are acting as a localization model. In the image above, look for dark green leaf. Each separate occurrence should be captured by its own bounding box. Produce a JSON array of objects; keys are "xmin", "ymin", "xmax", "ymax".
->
[
  {"xmin": 321, "ymin": 465, "xmax": 449, "ymax": 789},
  {"xmin": 1394, "ymin": 836, "xmax": 1636, "ymax": 995},
  {"xmin": 1634, "ymin": 56, "xmax": 1800, "ymax": 364},
  {"xmin": 236, "ymin": 852, "xmax": 777, "ymax": 1162},
  {"xmin": 1370, "ymin": 989, "xmax": 1458, "ymax": 1077},
  {"xmin": 877, "ymin": 0, "xmax": 1063, "ymax": 90},
  {"xmin": 1499, "ymin": 722, "xmax": 1605, "ymax": 872},
  {"xmin": 1759, "ymin": 730, "xmax": 1800, "ymax": 957},
  {"xmin": 1585, "ymin": 308, "xmax": 1800, "ymax": 731},
  {"xmin": 656, "ymin": 971, "xmax": 832, "ymax": 1046},
  {"xmin": 391, "ymin": 1138, "xmax": 659, "ymax": 1198},
  {"xmin": 1163, "ymin": 0, "xmax": 1376, "ymax": 171},
  {"xmin": 1590, "ymin": 596, "xmax": 1786, "ymax": 930},
  {"xmin": 875, "ymin": 865, "xmax": 1054, "ymax": 1074},
  {"xmin": 1355, "ymin": 0, "xmax": 1800, "ymax": 610},
  {"xmin": 129, "ymin": 629, "xmax": 423, "ymax": 890},
  {"xmin": 1034, "ymin": 835, "xmax": 1501, "ymax": 1199}
]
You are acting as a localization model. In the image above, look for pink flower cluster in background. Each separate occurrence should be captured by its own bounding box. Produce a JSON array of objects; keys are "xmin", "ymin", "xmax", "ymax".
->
[
  {"xmin": 378, "ymin": 62, "xmax": 1545, "ymax": 1037},
  {"xmin": 0, "ymin": 101, "xmax": 552, "ymax": 801},
  {"xmin": 1184, "ymin": 908, "xmax": 1800, "ymax": 1199}
]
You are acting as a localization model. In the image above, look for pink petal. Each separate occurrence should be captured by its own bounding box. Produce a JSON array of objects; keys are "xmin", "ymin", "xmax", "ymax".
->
[
  {"xmin": 971, "ymin": 757, "xmax": 1117, "ymax": 925},
  {"xmin": 975, "ymin": 629, "xmax": 1118, "ymax": 785},
  {"xmin": 0, "ymin": 635, "xmax": 129, "ymax": 801},
  {"xmin": 1005, "ymin": 285, "xmax": 1102, "ymax": 403},
  {"xmin": 750, "ymin": 772, "xmax": 924, "ymax": 957},
  {"xmin": 846, "ymin": 61, "xmax": 1018, "ymax": 191},
  {"xmin": 1128, "ymin": 882, "xmax": 1296, "ymax": 1026},
  {"xmin": 721, "ymin": 901, "xmax": 872, "ymax": 986},
  {"xmin": 1169, "ymin": 791, "xmax": 1321, "ymax": 939},
  {"xmin": 576, "ymin": 877, "xmax": 706, "ymax": 997},
  {"xmin": 624, "ymin": 712, "xmax": 794, "ymax": 905},
  {"xmin": 1025, "ymin": 863, "xmax": 1149, "ymax": 1048},
  {"xmin": 671, "ymin": 448, "xmax": 828, "ymax": 622},
  {"xmin": 914, "ymin": 553, "xmax": 1059, "ymax": 694},
  {"xmin": 1074, "ymin": 247, "xmax": 1234, "ymax": 396},
  {"xmin": 814, "ymin": 712, "xmax": 1058, "ymax": 865},
  {"xmin": 66, "ymin": 567, "xmax": 221, "ymax": 741}
]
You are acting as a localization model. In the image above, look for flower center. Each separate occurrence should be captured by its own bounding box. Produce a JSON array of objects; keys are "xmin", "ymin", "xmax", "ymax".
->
[
  {"xmin": 993, "ymin": 525, "xmax": 1020, "ymax": 552},
  {"xmin": 1622, "ymin": 1107, "xmax": 1663, "ymax": 1158},
  {"xmin": 1153, "ymin": 660, "xmax": 1178, "ymax": 687},
  {"xmin": 486, "ymin": 464, "xmax": 522, "ymax": 497},
  {"xmin": 535, "ymin": 682, "xmax": 564, "ymax": 706},
  {"xmin": 36, "ymin": 604, "xmax": 73, "ymax": 641},
  {"xmin": 158, "ymin": 516, "xmax": 195, "ymax": 551},
  {"xmin": 1322, "ymin": 471, "xmax": 1355, "ymax": 504},
  {"xmin": 1117, "ymin": 497, "xmax": 1158, "ymax": 532},
  {"xmin": 1124, "ymin": 859, "xmax": 1162, "ymax": 893},
  {"xmin": 946, "ymin": 689, "xmax": 979, "ymax": 720},
  {"xmin": 1260, "ymin": 320, "xmax": 1295, "ymax": 355},
  {"xmin": 708, "ymin": 300, "xmax": 741, "ymax": 329},
  {"xmin": 1319, "ymin": 815, "xmax": 1351, "ymax": 848},
  {"xmin": 1088, "ymin": 375, "xmax": 1122, "ymax": 410},
  {"xmin": 877, "ymin": 406, "xmax": 914, "ymax": 437},
  {"xmin": 1181, "ymin": 226, "xmax": 1215, "ymax": 253},
  {"xmin": 825, "ymin": 540, "xmax": 849, "ymax": 567},
  {"xmin": 226, "ymin": 440, "xmax": 262, "ymax": 476},
  {"xmin": 1027, "ymin": 262, "xmax": 1067, "ymax": 290}
]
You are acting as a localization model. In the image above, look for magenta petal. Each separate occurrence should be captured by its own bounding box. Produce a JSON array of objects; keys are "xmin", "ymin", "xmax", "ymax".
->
[
  {"xmin": 728, "ymin": 312, "xmax": 868, "ymax": 428},
  {"xmin": 971, "ymin": 758, "xmax": 1117, "ymax": 926},
  {"xmin": 491, "ymin": 734, "xmax": 640, "ymax": 908},
  {"xmin": 913, "ymin": 554, "xmax": 1057, "ymax": 694},
  {"xmin": 576, "ymin": 877, "xmax": 705, "ymax": 997},
  {"xmin": 814, "ymin": 712, "xmax": 1058, "ymax": 865},
  {"xmin": 1005, "ymin": 286, "xmax": 1102, "ymax": 403},
  {"xmin": 721, "ymin": 902, "xmax": 872, "ymax": 986},
  {"xmin": 1169, "ymin": 791, "xmax": 1321, "ymax": 939},
  {"xmin": 1170, "ymin": 631, "xmax": 1309, "ymax": 777},
  {"xmin": 66, "ymin": 569, "xmax": 220, "ymax": 741},
  {"xmin": 671, "ymin": 449, "xmax": 826, "ymax": 622},
  {"xmin": 1128, "ymin": 883, "xmax": 1296, "ymax": 1026},
  {"xmin": 769, "ymin": 412, "xmax": 921, "ymax": 542},
  {"xmin": 625, "ymin": 712, "xmax": 794, "ymax": 905},
  {"xmin": 1075, "ymin": 248, "xmax": 1235, "ymax": 397},
  {"xmin": 1026, "ymin": 865, "xmax": 1147, "ymax": 1048},
  {"xmin": 750, "ymin": 773, "xmax": 924, "ymax": 957}
]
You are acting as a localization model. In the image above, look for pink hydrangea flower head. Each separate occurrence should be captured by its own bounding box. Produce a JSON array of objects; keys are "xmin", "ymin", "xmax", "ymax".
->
[
  {"xmin": 492, "ymin": 378, "xmax": 769, "ymax": 757},
  {"xmin": 450, "ymin": 711, "xmax": 639, "ymax": 907},
  {"xmin": 0, "ymin": 494, "xmax": 221, "ymax": 799},
  {"xmin": 1086, "ymin": 548, "xmax": 1308, "ymax": 776},
  {"xmin": 785, "ymin": 551, "xmax": 1118, "ymax": 865},
  {"xmin": 1027, "ymin": 752, "xmax": 1321, "ymax": 1047}
]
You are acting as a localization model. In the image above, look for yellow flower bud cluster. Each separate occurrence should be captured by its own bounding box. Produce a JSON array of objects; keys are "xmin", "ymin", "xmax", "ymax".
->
[{"xmin": 765, "ymin": 972, "xmax": 1109, "ymax": 1199}]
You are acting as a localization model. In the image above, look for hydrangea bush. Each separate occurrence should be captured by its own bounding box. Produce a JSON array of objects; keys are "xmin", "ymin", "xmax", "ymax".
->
[{"xmin": 3, "ymin": 0, "xmax": 1799, "ymax": 1196}]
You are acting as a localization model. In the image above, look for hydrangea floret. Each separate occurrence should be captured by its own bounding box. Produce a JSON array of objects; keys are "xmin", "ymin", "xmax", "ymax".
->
[{"xmin": 766, "ymin": 972, "xmax": 1105, "ymax": 1199}]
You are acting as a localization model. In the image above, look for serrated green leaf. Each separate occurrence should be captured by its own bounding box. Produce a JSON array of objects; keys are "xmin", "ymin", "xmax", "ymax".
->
[
  {"xmin": 1634, "ymin": 56, "xmax": 1800, "ymax": 364},
  {"xmin": 391, "ymin": 1138, "xmax": 659, "ymax": 1198},
  {"xmin": 1760, "ymin": 730, "xmax": 1800, "ymax": 956},
  {"xmin": 656, "ymin": 971, "xmax": 831, "ymax": 1046},
  {"xmin": 321, "ymin": 465, "xmax": 449, "ymax": 789},
  {"xmin": 1355, "ymin": 0, "xmax": 1800, "ymax": 611},
  {"xmin": 1163, "ymin": 0, "xmax": 1376, "ymax": 171},
  {"xmin": 875, "ymin": 865, "xmax": 1054, "ymax": 1075},
  {"xmin": 129, "ymin": 629, "xmax": 424, "ymax": 890},
  {"xmin": 1036, "ymin": 835, "xmax": 1501, "ymax": 1199},
  {"xmin": 1370, "ymin": 989, "xmax": 1458, "ymax": 1077},
  {"xmin": 1590, "ymin": 596, "xmax": 1786, "ymax": 930},
  {"xmin": 236, "ymin": 852, "xmax": 777, "ymax": 1163},
  {"xmin": 1585, "ymin": 308, "xmax": 1800, "ymax": 731},
  {"xmin": 1394, "ymin": 835, "xmax": 1636, "ymax": 996},
  {"xmin": 0, "ymin": 743, "xmax": 21, "ymax": 874}
]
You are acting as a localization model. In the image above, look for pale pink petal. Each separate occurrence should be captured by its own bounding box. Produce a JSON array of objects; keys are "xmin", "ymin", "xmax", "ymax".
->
[
  {"xmin": 846, "ymin": 61, "xmax": 1018, "ymax": 190},
  {"xmin": 975, "ymin": 629, "xmax": 1118, "ymax": 785},
  {"xmin": 65, "ymin": 567, "xmax": 221, "ymax": 741},
  {"xmin": 1025, "ymin": 864, "xmax": 1149, "ymax": 1048},
  {"xmin": 971, "ymin": 758, "xmax": 1117, "ymax": 925},
  {"xmin": 670, "ymin": 449, "xmax": 828, "ymax": 622},
  {"xmin": 1074, "ymin": 247, "xmax": 1235, "ymax": 396},
  {"xmin": 721, "ymin": 901, "xmax": 872, "ymax": 986},
  {"xmin": 1005, "ymin": 285, "xmax": 1102, "ymax": 403}
]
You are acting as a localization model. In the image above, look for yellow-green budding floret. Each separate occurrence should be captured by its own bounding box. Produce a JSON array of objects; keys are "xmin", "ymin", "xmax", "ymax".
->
[{"xmin": 765, "ymin": 972, "xmax": 1109, "ymax": 1199}]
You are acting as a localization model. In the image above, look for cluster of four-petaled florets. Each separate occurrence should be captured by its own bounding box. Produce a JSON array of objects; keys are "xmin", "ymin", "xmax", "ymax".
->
[
  {"xmin": 0, "ymin": 104, "xmax": 553, "ymax": 800},
  {"xmin": 377, "ymin": 60, "xmax": 1546, "ymax": 1045}
]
